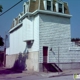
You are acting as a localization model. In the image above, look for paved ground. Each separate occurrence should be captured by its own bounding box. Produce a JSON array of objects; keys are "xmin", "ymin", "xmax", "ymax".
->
[{"xmin": 0, "ymin": 67, "xmax": 80, "ymax": 80}]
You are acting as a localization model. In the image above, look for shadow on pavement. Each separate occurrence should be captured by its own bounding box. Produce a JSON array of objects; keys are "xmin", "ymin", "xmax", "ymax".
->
[{"xmin": 0, "ymin": 67, "xmax": 23, "ymax": 74}]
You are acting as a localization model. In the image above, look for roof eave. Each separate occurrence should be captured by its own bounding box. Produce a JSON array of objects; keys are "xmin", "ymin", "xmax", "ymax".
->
[
  {"xmin": 9, "ymin": 22, "xmax": 22, "ymax": 33},
  {"xmin": 19, "ymin": 10, "xmax": 72, "ymax": 20}
]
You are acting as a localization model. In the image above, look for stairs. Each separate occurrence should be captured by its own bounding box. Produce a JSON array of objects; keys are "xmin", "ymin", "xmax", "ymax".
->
[
  {"xmin": 43, "ymin": 63, "xmax": 62, "ymax": 72},
  {"xmin": 52, "ymin": 63, "xmax": 62, "ymax": 72}
]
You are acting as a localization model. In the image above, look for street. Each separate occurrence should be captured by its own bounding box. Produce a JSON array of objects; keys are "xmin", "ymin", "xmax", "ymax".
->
[
  {"xmin": 0, "ymin": 74, "xmax": 74, "ymax": 80},
  {"xmin": 0, "ymin": 67, "xmax": 78, "ymax": 80}
]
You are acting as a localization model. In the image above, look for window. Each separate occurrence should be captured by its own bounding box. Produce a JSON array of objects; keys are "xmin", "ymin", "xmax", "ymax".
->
[
  {"xmin": 47, "ymin": 1, "xmax": 51, "ymax": 10},
  {"xmin": 58, "ymin": 3, "xmax": 63, "ymax": 13},
  {"xmin": 32, "ymin": 0, "xmax": 36, "ymax": 1},
  {"xmin": 24, "ymin": 5, "xmax": 25, "ymax": 13},
  {"xmin": 13, "ymin": 19, "xmax": 16, "ymax": 26}
]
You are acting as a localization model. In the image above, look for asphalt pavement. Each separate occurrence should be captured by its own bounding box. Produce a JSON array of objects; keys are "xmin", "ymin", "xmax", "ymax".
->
[{"xmin": 0, "ymin": 67, "xmax": 80, "ymax": 80}]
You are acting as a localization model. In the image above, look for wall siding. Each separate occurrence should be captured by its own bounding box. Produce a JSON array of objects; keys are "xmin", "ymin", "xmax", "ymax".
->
[
  {"xmin": 22, "ymin": 18, "xmax": 34, "ymax": 41},
  {"xmin": 39, "ymin": 14, "xmax": 71, "ymax": 63},
  {"xmin": 9, "ymin": 26, "xmax": 26, "ymax": 54},
  {"xmin": 6, "ymin": 16, "xmax": 39, "ymax": 55},
  {"xmin": 31, "ymin": 15, "xmax": 39, "ymax": 52}
]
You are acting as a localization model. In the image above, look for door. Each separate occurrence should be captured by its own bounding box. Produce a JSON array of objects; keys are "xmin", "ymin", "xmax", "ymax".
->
[{"xmin": 43, "ymin": 46, "xmax": 48, "ymax": 63}]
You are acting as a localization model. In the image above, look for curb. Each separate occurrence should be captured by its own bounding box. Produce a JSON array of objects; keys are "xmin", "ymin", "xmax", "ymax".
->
[{"xmin": 40, "ymin": 71, "xmax": 80, "ymax": 78}]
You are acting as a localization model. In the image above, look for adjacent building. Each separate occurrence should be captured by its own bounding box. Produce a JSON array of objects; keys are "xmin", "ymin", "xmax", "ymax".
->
[{"xmin": 6, "ymin": 0, "xmax": 80, "ymax": 72}]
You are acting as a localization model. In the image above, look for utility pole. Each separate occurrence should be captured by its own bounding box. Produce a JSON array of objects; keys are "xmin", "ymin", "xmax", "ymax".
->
[{"xmin": 4, "ymin": 34, "xmax": 8, "ymax": 67}]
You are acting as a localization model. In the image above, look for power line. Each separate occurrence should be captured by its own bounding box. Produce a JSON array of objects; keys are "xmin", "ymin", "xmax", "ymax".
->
[{"xmin": 0, "ymin": 0, "xmax": 23, "ymax": 16}]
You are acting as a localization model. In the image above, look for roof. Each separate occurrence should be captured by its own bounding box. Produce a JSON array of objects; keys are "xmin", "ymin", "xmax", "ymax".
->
[{"xmin": 10, "ymin": 0, "xmax": 70, "ymax": 30}]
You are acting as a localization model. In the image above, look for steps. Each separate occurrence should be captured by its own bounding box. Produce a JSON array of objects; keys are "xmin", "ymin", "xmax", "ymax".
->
[
  {"xmin": 52, "ymin": 63, "xmax": 62, "ymax": 72},
  {"xmin": 43, "ymin": 63, "xmax": 62, "ymax": 72}
]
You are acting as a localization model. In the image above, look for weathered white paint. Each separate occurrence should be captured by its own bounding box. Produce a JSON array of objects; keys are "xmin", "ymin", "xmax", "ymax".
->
[
  {"xmin": 6, "ymin": 14, "xmax": 39, "ymax": 71},
  {"xmin": 43, "ymin": 0, "xmax": 47, "ymax": 10},
  {"xmin": 69, "ymin": 47, "xmax": 80, "ymax": 51},
  {"xmin": 6, "ymin": 15, "xmax": 39, "ymax": 55},
  {"xmin": 38, "ymin": 13, "xmax": 80, "ymax": 65},
  {"xmin": 20, "ymin": 10, "xmax": 71, "ymax": 21},
  {"xmin": 9, "ymin": 23, "xmax": 22, "ymax": 33},
  {"xmin": 22, "ymin": 15, "xmax": 39, "ymax": 52},
  {"xmin": 51, "ymin": 0, "xmax": 53, "ymax": 11},
  {"xmin": 23, "ymin": 2, "xmax": 29, "ymax": 14},
  {"xmin": 6, "ymin": 47, "xmax": 10, "ymax": 55},
  {"xmin": 31, "ymin": 15, "xmax": 39, "ymax": 52},
  {"xmin": 6, "ymin": 0, "xmax": 80, "ymax": 71},
  {"xmin": 22, "ymin": 18, "xmax": 34, "ymax": 41},
  {"xmin": 9, "ymin": 25, "xmax": 26, "ymax": 54},
  {"xmin": 39, "ymin": 14, "xmax": 71, "ymax": 63},
  {"xmin": 55, "ymin": 2, "xmax": 58, "ymax": 12}
]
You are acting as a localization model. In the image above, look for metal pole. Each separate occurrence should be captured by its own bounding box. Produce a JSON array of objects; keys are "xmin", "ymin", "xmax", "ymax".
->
[{"xmin": 58, "ymin": 46, "xmax": 59, "ymax": 74}]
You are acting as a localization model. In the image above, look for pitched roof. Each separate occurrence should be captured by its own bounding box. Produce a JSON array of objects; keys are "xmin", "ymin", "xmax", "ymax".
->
[
  {"xmin": 10, "ymin": 0, "xmax": 70, "ymax": 29},
  {"xmin": 29, "ymin": 0, "xmax": 69, "ymax": 14}
]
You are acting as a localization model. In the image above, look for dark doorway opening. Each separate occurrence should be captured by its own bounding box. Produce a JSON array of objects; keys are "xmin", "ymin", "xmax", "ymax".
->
[
  {"xmin": 42, "ymin": 46, "xmax": 62, "ymax": 72},
  {"xmin": 43, "ymin": 46, "xmax": 48, "ymax": 63}
]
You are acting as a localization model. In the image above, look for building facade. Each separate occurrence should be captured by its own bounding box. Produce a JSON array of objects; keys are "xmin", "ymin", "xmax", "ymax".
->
[{"xmin": 6, "ymin": 0, "xmax": 80, "ymax": 72}]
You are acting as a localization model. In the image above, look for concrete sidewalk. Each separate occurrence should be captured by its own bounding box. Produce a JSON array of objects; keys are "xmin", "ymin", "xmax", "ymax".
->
[
  {"xmin": 37, "ymin": 69, "xmax": 80, "ymax": 77},
  {"xmin": 21, "ymin": 68, "xmax": 80, "ymax": 78},
  {"xmin": 0, "ymin": 67, "xmax": 80, "ymax": 78}
]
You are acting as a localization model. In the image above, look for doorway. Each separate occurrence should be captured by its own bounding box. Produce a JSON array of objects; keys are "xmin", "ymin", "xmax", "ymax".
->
[{"xmin": 43, "ymin": 46, "xmax": 48, "ymax": 63}]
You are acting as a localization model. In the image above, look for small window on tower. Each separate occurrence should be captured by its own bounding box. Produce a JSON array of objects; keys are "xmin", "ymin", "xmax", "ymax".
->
[
  {"xmin": 47, "ymin": 1, "xmax": 51, "ymax": 10},
  {"xmin": 58, "ymin": 3, "xmax": 62, "ymax": 13},
  {"xmin": 24, "ymin": 5, "xmax": 25, "ymax": 14}
]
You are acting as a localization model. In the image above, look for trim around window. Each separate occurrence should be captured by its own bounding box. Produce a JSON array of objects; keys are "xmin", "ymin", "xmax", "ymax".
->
[
  {"xmin": 46, "ymin": 0, "xmax": 53, "ymax": 11},
  {"xmin": 24, "ymin": 5, "xmax": 25, "ymax": 14},
  {"xmin": 45, "ymin": 0, "xmax": 64, "ymax": 13},
  {"xmin": 47, "ymin": 1, "xmax": 51, "ymax": 10},
  {"xmin": 58, "ymin": 3, "xmax": 63, "ymax": 13},
  {"xmin": 56, "ymin": 2, "xmax": 64, "ymax": 13}
]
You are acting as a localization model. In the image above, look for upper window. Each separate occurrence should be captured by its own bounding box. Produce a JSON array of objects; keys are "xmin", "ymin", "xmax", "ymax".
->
[
  {"xmin": 58, "ymin": 3, "xmax": 63, "ymax": 13},
  {"xmin": 13, "ymin": 19, "xmax": 16, "ymax": 27},
  {"xmin": 47, "ymin": 1, "xmax": 51, "ymax": 10},
  {"xmin": 24, "ymin": 5, "xmax": 25, "ymax": 14}
]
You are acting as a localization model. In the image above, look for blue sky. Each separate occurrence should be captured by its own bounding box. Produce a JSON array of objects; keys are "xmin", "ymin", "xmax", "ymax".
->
[{"xmin": 0, "ymin": 0, "xmax": 80, "ymax": 38}]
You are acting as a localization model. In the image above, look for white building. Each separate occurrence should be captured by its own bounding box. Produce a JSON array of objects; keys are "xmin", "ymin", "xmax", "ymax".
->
[{"xmin": 6, "ymin": 0, "xmax": 80, "ymax": 72}]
